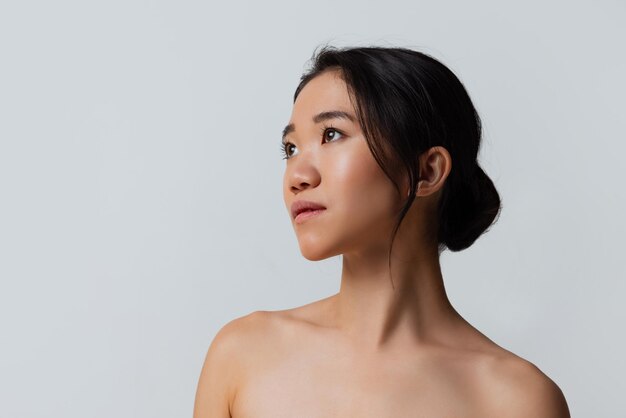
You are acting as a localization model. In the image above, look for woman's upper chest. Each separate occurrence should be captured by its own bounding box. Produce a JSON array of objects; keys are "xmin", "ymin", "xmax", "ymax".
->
[{"xmin": 230, "ymin": 325, "xmax": 489, "ymax": 418}]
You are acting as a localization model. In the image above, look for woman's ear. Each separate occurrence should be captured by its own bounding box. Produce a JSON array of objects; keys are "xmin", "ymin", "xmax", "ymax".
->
[{"xmin": 413, "ymin": 146, "xmax": 452, "ymax": 198}]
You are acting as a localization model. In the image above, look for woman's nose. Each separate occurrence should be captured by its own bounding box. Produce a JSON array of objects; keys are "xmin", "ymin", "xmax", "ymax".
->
[{"xmin": 287, "ymin": 161, "xmax": 321, "ymax": 194}]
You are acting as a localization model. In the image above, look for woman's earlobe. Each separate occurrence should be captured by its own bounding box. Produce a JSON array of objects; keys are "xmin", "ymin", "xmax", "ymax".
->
[{"xmin": 407, "ymin": 180, "xmax": 425, "ymax": 197}]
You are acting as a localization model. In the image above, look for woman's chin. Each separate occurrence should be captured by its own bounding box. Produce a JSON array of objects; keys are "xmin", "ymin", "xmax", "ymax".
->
[{"xmin": 298, "ymin": 242, "xmax": 338, "ymax": 261}]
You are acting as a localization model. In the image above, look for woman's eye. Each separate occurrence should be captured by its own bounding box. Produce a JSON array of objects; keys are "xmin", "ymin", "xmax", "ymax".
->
[
  {"xmin": 281, "ymin": 128, "xmax": 343, "ymax": 161},
  {"xmin": 323, "ymin": 127, "xmax": 343, "ymax": 143},
  {"xmin": 281, "ymin": 142, "xmax": 297, "ymax": 160}
]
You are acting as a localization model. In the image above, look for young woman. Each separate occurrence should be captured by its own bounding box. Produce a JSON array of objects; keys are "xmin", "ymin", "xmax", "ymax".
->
[{"xmin": 194, "ymin": 45, "xmax": 570, "ymax": 417}]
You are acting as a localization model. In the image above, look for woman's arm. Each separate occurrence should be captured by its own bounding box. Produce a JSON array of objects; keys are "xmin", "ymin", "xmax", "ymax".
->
[{"xmin": 193, "ymin": 318, "xmax": 246, "ymax": 418}]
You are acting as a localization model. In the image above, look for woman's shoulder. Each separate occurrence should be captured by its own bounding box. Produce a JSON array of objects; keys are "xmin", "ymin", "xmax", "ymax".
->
[
  {"xmin": 431, "ymin": 320, "xmax": 570, "ymax": 417},
  {"xmin": 470, "ymin": 350, "xmax": 570, "ymax": 417},
  {"xmin": 208, "ymin": 308, "xmax": 307, "ymax": 360},
  {"xmin": 209, "ymin": 310, "xmax": 281, "ymax": 355}
]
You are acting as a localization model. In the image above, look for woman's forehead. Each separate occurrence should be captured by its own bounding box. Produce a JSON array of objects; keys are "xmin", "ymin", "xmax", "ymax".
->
[{"xmin": 291, "ymin": 71, "xmax": 354, "ymax": 121}]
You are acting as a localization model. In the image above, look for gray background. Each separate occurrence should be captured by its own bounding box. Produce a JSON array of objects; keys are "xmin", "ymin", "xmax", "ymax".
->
[{"xmin": 1, "ymin": 0, "xmax": 624, "ymax": 417}]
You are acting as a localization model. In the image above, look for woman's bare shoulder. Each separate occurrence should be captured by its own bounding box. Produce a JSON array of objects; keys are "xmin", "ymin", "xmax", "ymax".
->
[
  {"xmin": 193, "ymin": 310, "xmax": 278, "ymax": 418},
  {"xmin": 473, "ymin": 351, "xmax": 571, "ymax": 417},
  {"xmin": 209, "ymin": 310, "xmax": 283, "ymax": 358}
]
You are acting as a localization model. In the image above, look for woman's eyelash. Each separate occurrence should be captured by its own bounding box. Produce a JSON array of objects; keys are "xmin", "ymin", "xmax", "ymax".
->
[
  {"xmin": 320, "ymin": 124, "xmax": 338, "ymax": 136},
  {"xmin": 280, "ymin": 125, "xmax": 345, "ymax": 160},
  {"xmin": 280, "ymin": 142, "xmax": 290, "ymax": 160}
]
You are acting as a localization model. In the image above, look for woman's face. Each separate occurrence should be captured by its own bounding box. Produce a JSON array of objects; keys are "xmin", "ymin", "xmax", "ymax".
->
[{"xmin": 282, "ymin": 69, "xmax": 403, "ymax": 261}]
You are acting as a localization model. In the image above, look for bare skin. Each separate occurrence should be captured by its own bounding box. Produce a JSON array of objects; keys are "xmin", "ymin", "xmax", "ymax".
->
[{"xmin": 193, "ymin": 69, "xmax": 570, "ymax": 418}]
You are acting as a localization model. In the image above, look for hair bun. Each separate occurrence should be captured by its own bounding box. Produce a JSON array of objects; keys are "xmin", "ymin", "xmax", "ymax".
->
[{"xmin": 438, "ymin": 164, "xmax": 502, "ymax": 252}]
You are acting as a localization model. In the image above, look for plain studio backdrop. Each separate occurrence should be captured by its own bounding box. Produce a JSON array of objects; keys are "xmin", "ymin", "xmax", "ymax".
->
[{"xmin": 0, "ymin": 0, "xmax": 624, "ymax": 417}]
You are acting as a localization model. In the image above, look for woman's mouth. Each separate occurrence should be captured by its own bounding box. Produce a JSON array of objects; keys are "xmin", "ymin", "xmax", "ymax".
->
[
  {"xmin": 294, "ymin": 208, "xmax": 326, "ymax": 224},
  {"xmin": 291, "ymin": 199, "xmax": 327, "ymax": 223}
]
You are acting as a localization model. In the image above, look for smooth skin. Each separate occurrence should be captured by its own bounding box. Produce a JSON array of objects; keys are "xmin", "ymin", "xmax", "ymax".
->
[{"xmin": 193, "ymin": 69, "xmax": 570, "ymax": 418}]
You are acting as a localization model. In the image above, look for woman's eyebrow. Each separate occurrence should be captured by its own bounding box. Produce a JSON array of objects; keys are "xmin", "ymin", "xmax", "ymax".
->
[{"xmin": 282, "ymin": 110, "xmax": 356, "ymax": 142}]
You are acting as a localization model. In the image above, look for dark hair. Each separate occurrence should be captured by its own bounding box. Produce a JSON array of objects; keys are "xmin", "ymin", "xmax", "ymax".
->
[{"xmin": 293, "ymin": 45, "xmax": 502, "ymax": 266}]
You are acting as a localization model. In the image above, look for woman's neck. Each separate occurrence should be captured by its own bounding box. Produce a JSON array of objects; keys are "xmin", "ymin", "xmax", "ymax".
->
[{"xmin": 331, "ymin": 239, "xmax": 459, "ymax": 353}]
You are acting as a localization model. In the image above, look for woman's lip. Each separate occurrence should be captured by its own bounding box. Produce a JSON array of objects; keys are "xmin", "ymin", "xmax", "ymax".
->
[{"xmin": 294, "ymin": 208, "xmax": 326, "ymax": 224}]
